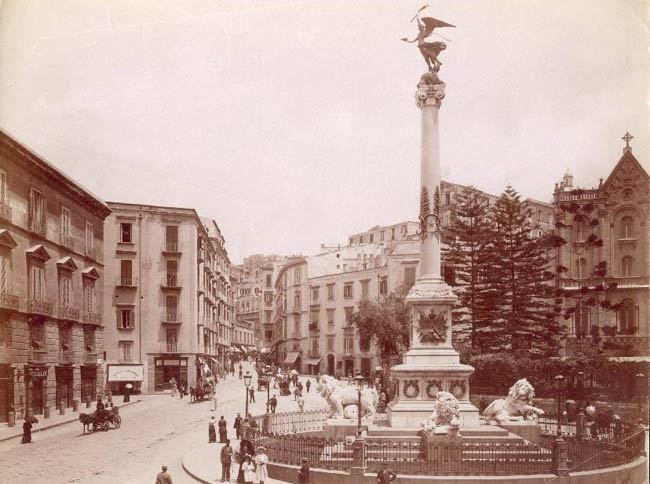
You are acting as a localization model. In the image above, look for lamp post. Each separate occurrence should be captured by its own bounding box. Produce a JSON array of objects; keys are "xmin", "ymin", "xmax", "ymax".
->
[
  {"xmin": 576, "ymin": 371, "xmax": 585, "ymax": 439},
  {"xmin": 554, "ymin": 374, "xmax": 565, "ymax": 436},
  {"xmin": 552, "ymin": 374, "xmax": 568, "ymax": 476},
  {"xmin": 354, "ymin": 372, "xmax": 365, "ymax": 436},
  {"xmin": 351, "ymin": 372, "xmax": 366, "ymax": 476},
  {"xmin": 265, "ymin": 371, "xmax": 272, "ymax": 413},
  {"xmin": 244, "ymin": 370, "xmax": 252, "ymax": 417}
]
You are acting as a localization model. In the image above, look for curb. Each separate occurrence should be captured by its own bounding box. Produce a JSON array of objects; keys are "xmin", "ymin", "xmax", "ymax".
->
[
  {"xmin": 182, "ymin": 454, "xmax": 211, "ymax": 484},
  {"xmin": 0, "ymin": 398, "xmax": 142, "ymax": 443}
]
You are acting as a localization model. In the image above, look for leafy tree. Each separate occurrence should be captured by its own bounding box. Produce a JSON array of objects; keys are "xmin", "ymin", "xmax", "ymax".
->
[
  {"xmin": 352, "ymin": 285, "xmax": 411, "ymax": 380},
  {"xmin": 484, "ymin": 185, "xmax": 562, "ymax": 355},
  {"xmin": 444, "ymin": 186, "xmax": 493, "ymax": 349}
]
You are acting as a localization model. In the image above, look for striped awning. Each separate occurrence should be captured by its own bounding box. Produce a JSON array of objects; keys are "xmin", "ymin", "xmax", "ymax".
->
[
  {"xmin": 283, "ymin": 352, "xmax": 300, "ymax": 364},
  {"xmin": 305, "ymin": 358, "xmax": 321, "ymax": 366}
]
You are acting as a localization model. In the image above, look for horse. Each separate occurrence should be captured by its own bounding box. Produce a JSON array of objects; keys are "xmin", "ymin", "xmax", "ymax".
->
[{"xmin": 79, "ymin": 413, "xmax": 94, "ymax": 434}]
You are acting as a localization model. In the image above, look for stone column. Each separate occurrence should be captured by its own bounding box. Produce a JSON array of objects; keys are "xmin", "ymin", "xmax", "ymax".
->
[{"xmin": 387, "ymin": 73, "xmax": 479, "ymax": 429}]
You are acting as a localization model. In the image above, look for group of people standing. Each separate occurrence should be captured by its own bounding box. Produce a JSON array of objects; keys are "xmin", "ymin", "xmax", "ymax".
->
[{"xmin": 219, "ymin": 439, "xmax": 269, "ymax": 484}]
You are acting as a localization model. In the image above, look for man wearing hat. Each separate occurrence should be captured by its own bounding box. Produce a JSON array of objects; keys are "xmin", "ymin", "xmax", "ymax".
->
[
  {"xmin": 155, "ymin": 465, "xmax": 173, "ymax": 484},
  {"xmin": 376, "ymin": 462, "xmax": 397, "ymax": 483},
  {"xmin": 298, "ymin": 457, "xmax": 310, "ymax": 484}
]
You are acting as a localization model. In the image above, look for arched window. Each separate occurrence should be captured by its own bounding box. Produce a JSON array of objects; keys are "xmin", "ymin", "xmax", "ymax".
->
[
  {"xmin": 620, "ymin": 216, "xmax": 633, "ymax": 238},
  {"xmin": 621, "ymin": 256, "xmax": 634, "ymax": 277},
  {"xmin": 618, "ymin": 299, "xmax": 636, "ymax": 335},
  {"xmin": 576, "ymin": 221, "xmax": 586, "ymax": 241},
  {"xmin": 577, "ymin": 258, "xmax": 588, "ymax": 279},
  {"xmin": 574, "ymin": 302, "xmax": 590, "ymax": 339}
]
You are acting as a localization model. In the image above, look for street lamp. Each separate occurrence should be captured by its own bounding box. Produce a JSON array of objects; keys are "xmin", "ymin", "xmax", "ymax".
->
[
  {"xmin": 265, "ymin": 371, "xmax": 272, "ymax": 413},
  {"xmin": 354, "ymin": 372, "xmax": 365, "ymax": 436},
  {"xmin": 554, "ymin": 374, "xmax": 566, "ymax": 436},
  {"xmin": 244, "ymin": 370, "xmax": 252, "ymax": 417},
  {"xmin": 576, "ymin": 371, "xmax": 585, "ymax": 439}
]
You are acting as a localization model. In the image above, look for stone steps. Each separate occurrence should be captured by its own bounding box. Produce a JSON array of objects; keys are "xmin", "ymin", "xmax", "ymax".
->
[{"xmin": 460, "ymin": 426, "xmax": 509, "ymax": 437}]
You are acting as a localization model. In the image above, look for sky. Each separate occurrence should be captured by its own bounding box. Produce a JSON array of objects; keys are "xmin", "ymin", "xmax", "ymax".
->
[{"xmin": 0, "ymin": 0, "xmax": 647, "ymax": 264}]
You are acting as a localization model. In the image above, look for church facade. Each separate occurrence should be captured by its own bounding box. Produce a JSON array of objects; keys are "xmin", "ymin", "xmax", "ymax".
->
[{"xmin": 554, "ymin": 134, "xmax": 649, "ymax": 358}]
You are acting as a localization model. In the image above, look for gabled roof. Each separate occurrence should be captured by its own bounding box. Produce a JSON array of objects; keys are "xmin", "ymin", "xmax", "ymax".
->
[
  {"xmin": 0, "ymin": 229, "xmax": 17, "ymax": 250},
  {"xmin": 602, "ymin": 149, "xmax": 649, "ymax": 191},
  {"xmin": 56, "ymin": 256, "xmax": 78, "ymax": 272},
  {"xmin": 26, "ymin": 244, "xmax": 51, "ymax": 262},
  {"xmin": 82, "ymin": 266, "xmax": 100, "ymax": 279}
]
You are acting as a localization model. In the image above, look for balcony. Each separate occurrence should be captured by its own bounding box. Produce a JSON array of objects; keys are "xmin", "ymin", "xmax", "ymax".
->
[
  {"xmin": 29, "ymin": 349, "xmax": 47, "ymax": 363},
  {"xmin": 161, "ymin": 273, "xmax": 181, "ymax": 290},
  {"xmin": 60, "ymin": 233, "xmax": 74, "ymax": 251},
  {"xmin": 57, "ymin": 306, "xmax": 80, "ymax": 321},
  {"xmin": 59, "ymin": 350, "xmax": 73, "ymax": 364},
  {"xmin": 162, "ymin": 242, "xmax": 182, "ymax": 255},
  {"xmin": 161, "ymin": 343, "xmax": 179, "ymax": 353},
  {"xmin": 28, "ymin": 217, "xmax": 46, "ymax": 237},
  {"xmin": 83, "ymin": 312, "xmax": 102, "ymax": 324},
  {"xmin": 161, "ymin": 311, "xmax": 182, "ymax": 324},
  {"xmin": 309, "ymin": 323, "xmax": 319, "ymax": 332},
  {"xmin": 116, "ymin": 276, "xmax": 138, "ymax": 287},
  {"xmin": 84, "ymin": 352, "xmax": 98, "ymax": 365},
  {"xmin": 0, "ymin": 292, "xmax": 19, "ymax": 311},
  {"xmin": 26, "ymin": 299, "xmax": 53, "ymax": 316},
  {"xmin": 559, "ymin": 276, "xmax": 649, "ymax": 290},
  {"xmin": 0, "ymin": 201, "xmax": 11, "ymax": 222}
]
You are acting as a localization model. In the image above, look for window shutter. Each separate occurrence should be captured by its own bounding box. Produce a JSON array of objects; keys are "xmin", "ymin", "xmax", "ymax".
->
[{"xmin": 0, "ymin": 256, "xmax": 7, "ymax": 294}]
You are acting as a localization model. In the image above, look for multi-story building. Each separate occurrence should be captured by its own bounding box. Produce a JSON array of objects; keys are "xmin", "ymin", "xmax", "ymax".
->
[
  {"xmin": 232, "ymin": 319, "xmax": 255, "ymax": 356},
  {"xmin": 553, "ymin": 136, "xmax": 649, "ymax": 357},
  {"xmin": 0, "ymin": 130, "xmax": 111, "ymax": 422},
  {"xmin": 102, "ymin": 203, "xmax": 232, "ymax": 393}
]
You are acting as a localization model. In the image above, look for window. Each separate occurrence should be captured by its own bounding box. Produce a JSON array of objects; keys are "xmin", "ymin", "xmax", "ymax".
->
[
  {"xmin": 327, "ymin": 284, "xmax": 334, "ymax": 299},
  {"xmin": 344, "ymin": 337, "xmax": 354, "ymax": 354},
  {"xmin": 118, "ymin": 341, "xmax": 133, "ymax": 362},
  {"xmin": 166, "ymin": 329, "xmax": 177, "ymax": 352},
  {"xmin": 349, "ymin": 238, "xmax": 353, "ymax": 246},
  {"xmin": 404, "ymin": 267, "xmax": 416, "ymax": 287},
  {"xmin": 369, "ymin": 234, "xmax": 374, "ymax": 243},
  {"xmin": 294, "ymin": 315, "xmax": 301, "ymax": 335},
  {"xmin": 29, "ymin": 265, "xmax": 44, "ymax": 301},
  {"xmin": 59, "ymin": 326, "xmax": 70, "ymax": 352},
  {"xmin": 401, "ymin": 225, "xmax": 407, "ymax": 236},
  {"xmin": 265, "ymin": 329, "xmax": 273, "ymax": 341},
  {"xmin": 120, "ymin": 223, "xmax": 132, "ymax": 243},
  {"xmin": 266, "ymin": 274, "xmax": 272, "ymax": 287},
  {"xmin": 310, "ymin": 309, "xmax": 319, "ymax": 324},
  {"xmin": 343, "ymin": 283, "xmax": 353, "ymax": 299},
  {"xmin": 85, "ymin": 221, "xmax": 94, "ymax": 256},
  {"xmin": 83, "ymin": 279, "xmax": 95, "ymax": 314},
  {"xmin": 574, "ymin": 303, "xmax": 590, "ymax": 338},
  {"xmin": 311, "ymin": 286, "xmax": 319, "ymax": 302},
  {"xmin": 120, "ymin": 259, "xmax": 133, "ymax": 285},
  {"xmin": 575, "ymin": 221, "xmax": 586, "ymax": 242},
  {"xmin": 379, "ymin": 277, "xmax": 387, "ymax": 296},
  {"xmin": 391, "ymin": 228, "xmax": 395, "ymax": 240},
  {"xmin": 622, "ymin": 256, "xmax": 633, "ymax": 277},
  {"xmin": 166, "ymin": 295, "xmax": 178, "ymax": 320},
  {"xmin": 83, "ymin": 327, "xmax": 95, "ymax": 351},
  {"xmin": 327, "ymin": 308, "xmax": 334, "ymax": 326},
  {"xmin": 59, "ymin": 273, "xmax": 72, "ymax": 308},
  {"xmin": 618, "ymin": 299, "xmax": 636, "ymax": 335},
  {"xmin": 29, "ymin": 188, "xmax": 45, "ymax": 234},
  {"xmin": 264, "ymin": 291, "xmax": 273, "ymax": 303},
  {"xmin": 311, "ymin": 339, "xmax": 319, "ymax": 355},
  {"xmin": 361, "ymin": 280, "xmax": 370, "ymax": 299},
  {"xmin": 0, "ymin": 253, "xmax": 9, "ymax": 294},
  {"xmin": 327, "ymin": 336, "xmax": 334, "ymax": 352},
  {"xmin": 380, "ymin": 231, "xmax": 385, "ymax": 242},
  {"xmin": 445, "ymin": 193, "xmax": 451, "ymax": 205},
  {"xmin": 0, "ymin": 169, "xmax": 6, "ymax": 205},
  {"xmin": 166, "ymin": 226, "xmax": 178, "ymax": 251},
  {"xmin": 294, "ymin": 267, "xmax": 301, "ymax": 284},
  {"xmin": 359, "ymin": 236, "xmax": 364, "ymax": 244},
  {"xmin": 118, "ymin": 309, "xmax": 133, "ymax": 329},
  {"xmin": 577, "ymin": 258, "xmax": 588, "ymax": 279},
  {"xmin": 294, "ymin": 291, "xmax": 301, "ymax": 310},
  {"xmin": 167, "ymin": 260, "xmax": 178, "ymax": 286},
  {"xmin": 620, "ymin": 216, "xmax": 633, "ymax": 238},
  {"xmin": 265, "ymin": 311, "xmax": 272, "ymax": 324},
  {"xmin": 344, "ymin": 307, "xmax": 353, "ymax": 325},
  {"xmin": 60, "ymin": 206, "xmax": 71, "ymax": 244}
]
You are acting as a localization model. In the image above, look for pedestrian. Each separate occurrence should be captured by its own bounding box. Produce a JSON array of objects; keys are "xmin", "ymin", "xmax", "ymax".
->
[
  {"xmin": 212, "ymin": 389, "xmax": 218, "ymax": 411},
  {"xmin": 21, "ymin": 418, "xmax": 33, "ymax": 444},
  {"xmin": 220, "ymin": 439, "xmax": 233, "ymax": 482},
  {"xmin": 170, "ymin": 378, "xmax": 177, "ymax": 397},
  {"xmin": 234, "ymin": 413, "xmax": 243, "ymax": 440},
  {"xmin": 209, "ymin": 415, "xmax": 217, "ymax": 443},
  {"xmin": 242, "ymin": 455, "xmax": 255, "ymax": 484},
  {"xmin": 297, "ymin": 395, "xmax": 305, "ymax": 413},
  {"xmin": 305, "ymin": 379, "xmax": 311, "ymax": 393},
  {"xmin": 179, "ymin": 381, "xmax": 185, "ymax": 399},
  {"xmin": 155, "ymin": 465, "xmax": 173, "ymax": 484},
  {"xmin": 124, "ymin": 382, "xmax": 132, "ymax": 403},
  {"xmin": 96, "ymin": 397, "xmax": 105, "ymax": 411},
  {"xmin": 255, "ymin": 446, "xmax": 269, "ymax": 484},
  {"xmin": 376, "ymin": 462, "xmax": 397, "ymax": 483},
  {"xmin": 269, "ymin": 395, "xmax": 277, "ymax": 414},
  {"xmin": 235, "ymin": 439, "xmax": 254, "ymax": 484},
  {"xmin": 249, "ymin": 387, "xmax": 255, "ymax": 403},
  {"xmin": 298, "ymin": 457, "xmax": 310, "ymax": 484},
  {"xmin": 218, "ymin": 415, "xmax": 228, "ymax": 442},
  {"xmin": 238, "ymin": 368, "xmax": 243, "ymax": 380}
]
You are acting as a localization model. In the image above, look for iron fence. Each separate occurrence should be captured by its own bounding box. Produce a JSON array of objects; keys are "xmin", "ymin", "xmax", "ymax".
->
[
  {"xmin": 566, "ymin": 429, "xmax": 646, "ymax": 472},
  {"xmin": 250, "ymin": 409, "xmax": 329, "ymax": 435},
  {"xmin": 538, "ymin": 416, "xmax": 636, "ymax": 442},
  {"xmin": 253, "ymin": 434, "xmax": 349, "ymax": 471}
]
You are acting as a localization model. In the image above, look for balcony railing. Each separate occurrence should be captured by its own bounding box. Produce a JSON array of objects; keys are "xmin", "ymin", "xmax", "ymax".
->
[
  {"xmin": 0, "ymin": 201, "xmax": 11, "ymax": 222},
  {"xmin": 29, "ymin": 349, "xmax": 47, "ymax": 363},
  {"xmin": 162, "ymin": 311, "xmax": 182, "ymax": 323},
  {"xmin": 84, "ymin": 352, "xmax": 98, "ymax": 364},
  {"xmin": 309, "ymin": 323, "xmax": 319, "ymax": 332},
  {"xmin": 559, "ymin": 276, "xmax": 649, "ymax": 289},
  {"xmin": 28, "ymin": 217, "xmax": 46, "ymax": 237},
  {"xmin": 161, "ymin": 273, "xmax": 180, "ymax": 289},
  {"xmin": 83, "ymin": 312, "xmax": 102, "ymax": 324},
  {"xmin": 26, "ymin": 299, "xmax": 53, "ymax": 316},
  {"xmin": 60, "ymin": 233, "xmax": 74, "ymax": 250},
  {"xmin": 116, "ymin": 276, "xmax": 138, "ymax": 287},
  {"xmin": 57, "ymin": 306, "xmax": 80, "ymax": 321},
  {"xmin": 59, "ymin": 350, "xmax": 73, "ymax": 364},
  {"xmin": 0, "ymin": 292, "xmax": 19, "ymax": 311},
  {"xmin": 161, "ymin": 343, "xmax": 179, "ymax": 353},
  {"xmin": 162, "ymin": 242, "xmax": 181, "ymax": 254}
]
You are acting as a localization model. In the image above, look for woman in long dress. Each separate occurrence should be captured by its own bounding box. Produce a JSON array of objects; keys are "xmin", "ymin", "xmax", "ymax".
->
[
  {"xmin": 255, "ymin": 446, "xmax": 269, "ymax": 484},
  {"xmin": 208, "ymin": 415, "xmax": 216, "ymax": 443}
]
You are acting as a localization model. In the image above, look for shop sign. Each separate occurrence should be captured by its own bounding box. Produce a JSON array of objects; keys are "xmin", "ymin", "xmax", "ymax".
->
[
  {"xmin": 27, "ymin": 367, "xmax": 48, "ymax": 379},
  {"xmin": 107, "ymin": 365, "xmax": 144, "ymax": 382}
]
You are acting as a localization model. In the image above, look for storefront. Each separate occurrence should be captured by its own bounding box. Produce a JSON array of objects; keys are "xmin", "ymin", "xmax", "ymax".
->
[
  {"xmin": 360, "ymin": 358, "xmax": 372, "ymax": 378},
  {"xmin": 55, "ymin": 366, "xmax": 73, "ymax": 409},
  {"xmin": 107, "ymin": 364, "xmax": 144, "ymax": 394},
  {"xmin": 154, "ymin": 357, "xmax": 187, "ymax": 391},
  {"xmin": 0, "ymin": 365, "xmax": 13, "ymax": 423},
  {"xmin": 25, "ymin": 365, "xmax": 48, "ymax": 416},
  {"xmin": 305, "ymin": 357, "xmax": 321, "ymax": 375},
  {"xmin": 327, "ymin": 354, "xmax": 335, "ymax": 376},
  {"xmin": 343, "ymin": 358, "xmax": 355, "ymax": 378},
  {"xmin": 283, "ymin": 351, "xmax": 301, "ymax": 372},
  {"xmin": 81, "ymin": 365, "xmax": 97, "ymax": 403}
]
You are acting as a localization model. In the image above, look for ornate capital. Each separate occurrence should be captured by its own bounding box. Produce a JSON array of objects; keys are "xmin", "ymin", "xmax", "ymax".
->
[{"xmin": 415, "ymin": 82, "xmax": 446, "ymax": 109}]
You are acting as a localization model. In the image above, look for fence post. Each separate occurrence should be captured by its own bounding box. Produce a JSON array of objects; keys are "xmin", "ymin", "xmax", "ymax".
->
[
  {"xmin": 350, "ymin": 436, "xmax": 366, "ymax": 476},
  {"xmin": 552, "ymin": 436, "xmax": 569, "ymax": 476}
]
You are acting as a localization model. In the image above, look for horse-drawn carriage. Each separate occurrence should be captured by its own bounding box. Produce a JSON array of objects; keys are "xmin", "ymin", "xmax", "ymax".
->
[
  {"xmin": 257, "ymin": 375, "xmax": 270, "ymax": 391},
  {"xmin": 79, "ymin": 406, "xmax": 121, "ymax": 433},
  {"xmin": 190, "ymin": 380, "xmax": 214, "ymax": 402}
]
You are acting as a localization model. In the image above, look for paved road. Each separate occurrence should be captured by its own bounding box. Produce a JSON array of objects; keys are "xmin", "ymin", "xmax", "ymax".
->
[{"xmin": 0, "ymin": 361, "xmax": 327, "ymax": 484}]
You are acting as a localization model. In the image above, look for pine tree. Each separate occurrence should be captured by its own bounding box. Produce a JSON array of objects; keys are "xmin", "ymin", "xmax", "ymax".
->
[
  {"xmin": 485, "ymin": 185, "xmax": 561, "ymax": 356},
  {"xmin": 444, "ymin": 186, "xmax": 493, "ymax": 350}
]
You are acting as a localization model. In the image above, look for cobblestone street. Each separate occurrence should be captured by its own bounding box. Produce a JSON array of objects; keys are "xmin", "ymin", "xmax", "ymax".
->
[{"xmin": 0, "ymin": 363, "xmax": 328, "ymax": 484}]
